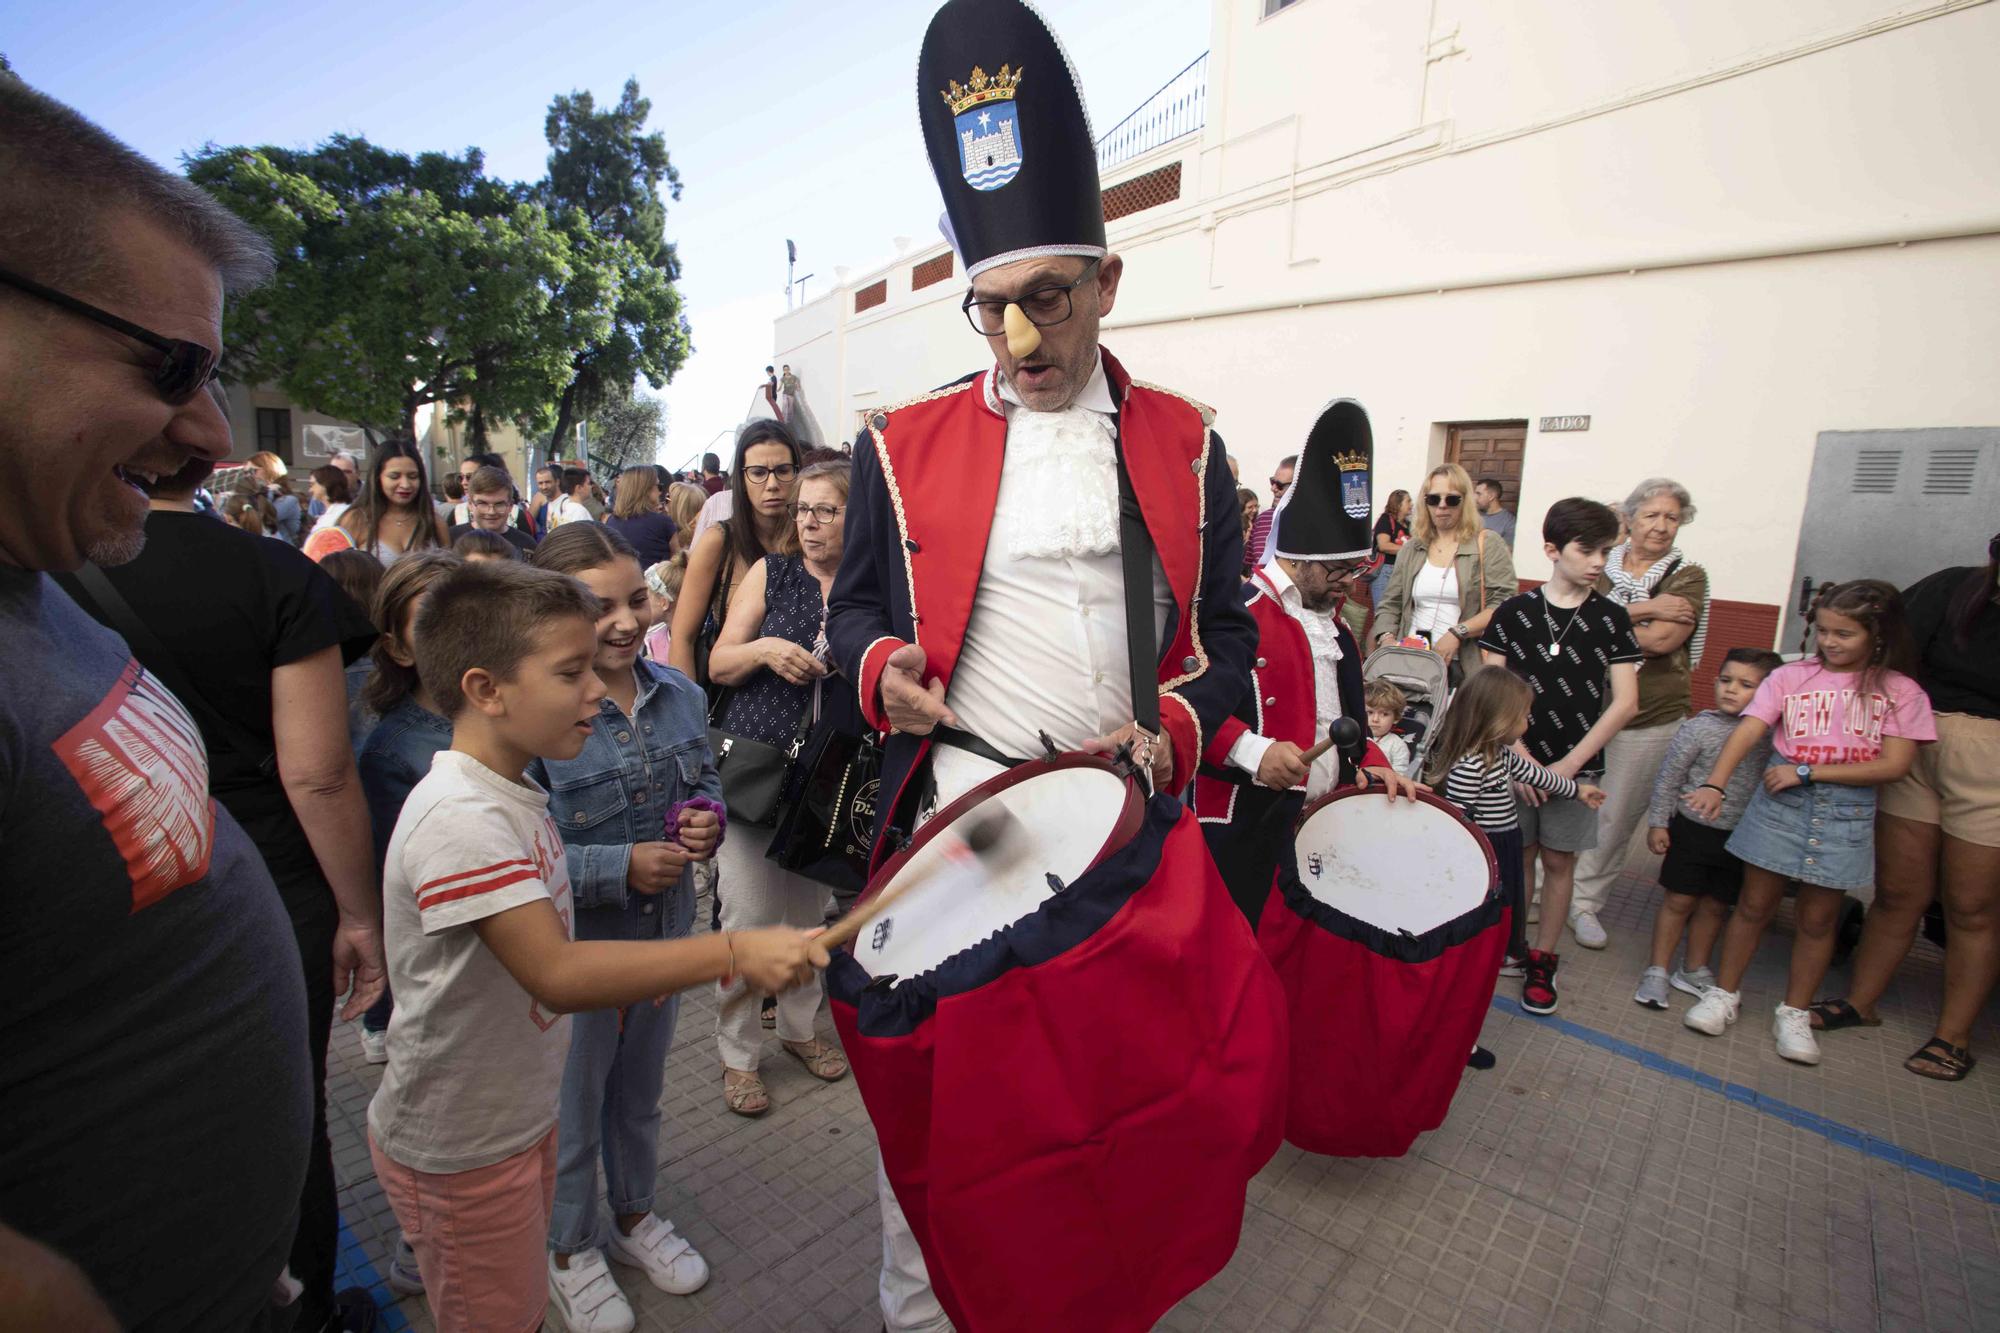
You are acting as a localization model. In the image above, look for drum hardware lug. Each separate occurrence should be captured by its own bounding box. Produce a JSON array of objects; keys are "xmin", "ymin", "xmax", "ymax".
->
[
  {"xmin": 1045, "ymin": 872, "xmax": 1067, "ymax": 895},
  {"xmin": 1037, "ymin": 730, "xmax": 1061, "ymax": 763},
  {"xmin": 862, "ymin": 973, "xmax": 901, "ymax": 993}
]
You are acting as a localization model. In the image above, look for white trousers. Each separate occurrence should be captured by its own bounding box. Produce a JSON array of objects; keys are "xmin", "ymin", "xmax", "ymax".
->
[
  {"xmin": 713, "ymin": 821, "xmax": 827, "ymax": 1070},
  {"xmin": 1570, "ymin": 720, "xmax": 1680, "ymax": 918}
]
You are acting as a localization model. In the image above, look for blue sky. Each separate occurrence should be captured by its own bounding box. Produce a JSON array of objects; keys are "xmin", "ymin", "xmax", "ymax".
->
[{"xmin": 6, "ymin": 0, "xmax": 1209, "ymax": 462}]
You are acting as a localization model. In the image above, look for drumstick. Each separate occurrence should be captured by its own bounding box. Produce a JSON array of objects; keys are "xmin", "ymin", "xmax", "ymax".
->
[{"xmin": 820, "ymin": 808, "xmax": 1022, "ymax": 954}]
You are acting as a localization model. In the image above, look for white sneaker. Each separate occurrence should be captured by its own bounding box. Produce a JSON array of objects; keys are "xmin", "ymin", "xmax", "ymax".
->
[
  {"xmin": 606, "ymin": 1214, "xmax": 710, "ymax": 1296},
  {"xmin": 1569, "ymin": 911, "xmax": 1608, "ymax": 950},
  {"xmin": 1773, "ymin": 1005, "xmax": 1823, "ymax": 1066},
  {"xmin": 548, "ymin": 1249, "xmax": 635, "ymax": 1333},
  {"xmin": 360, "ymin": 1026, "xmax": 388, "ymax": 1065},
  {"xmin": 1669, "ymin": 965, "xmax": 1715, "ymax": 998},
  {"xmin": 386, "ymin": 1235, "xmax": 424, "ymax": 1296},
  {"xmin": 1634, "ymin": 967, "xmax": 1671, "ymax": 1010},
  {"xmin": 1684, "ymin": 987, "xmax": 1740, "ymax": 1036}
]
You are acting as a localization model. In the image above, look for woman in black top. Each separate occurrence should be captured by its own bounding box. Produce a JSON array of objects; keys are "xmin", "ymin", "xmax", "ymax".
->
[
  {"xmin": 1816, "ymin": 535, "xmax": 2000, "ymax": 1080},
  {"xmin": 604, "ymin": 465, "xmax": 679, "ymax": 566},
  {"xmin": 1366, "ymin": 489, "xmax": 1411, "ymax": 614}
]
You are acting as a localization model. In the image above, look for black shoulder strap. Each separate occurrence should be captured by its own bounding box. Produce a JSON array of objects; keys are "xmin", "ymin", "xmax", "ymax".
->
[
  {"xmin": 1113, "ymin": 440, "xmax": 1161, "ymax": 736},
  {"xmin": 54, "ymin": 563, "xmax": 276, "ymax": 773}
]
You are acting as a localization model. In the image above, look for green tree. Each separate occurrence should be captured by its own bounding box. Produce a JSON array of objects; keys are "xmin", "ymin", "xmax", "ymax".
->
[{"xmin": 585, "ymin": 391, "xmax": 666, "ymax": 478}]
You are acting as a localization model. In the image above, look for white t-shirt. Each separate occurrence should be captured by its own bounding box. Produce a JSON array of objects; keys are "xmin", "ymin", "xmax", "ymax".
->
[
  {"xmin": 367, "ymin": 750, "xmax": 574, "ymax": 1174},
  {"xmin": 1409, "ymin": 559, "xmax": 1461, "ymax": 643},
  {"xmin": 548, "ymin": 494, "xmax": 594, "ymax": 528}
]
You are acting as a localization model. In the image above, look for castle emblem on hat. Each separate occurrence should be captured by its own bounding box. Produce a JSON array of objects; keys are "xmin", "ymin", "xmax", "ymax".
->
[
  {"xmin": 942, "ymin": 64, "xmax": 1026, "ymax": 192},
  {"xmin": 1333, "ymin": 449, "xmax": 1371, "ymax": 520}
]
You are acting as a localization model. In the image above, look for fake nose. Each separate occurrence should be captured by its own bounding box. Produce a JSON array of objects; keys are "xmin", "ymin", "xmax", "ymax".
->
[{"xmin": 1002, "ymin": 303, "xmax": 1042, "ymax": 359}]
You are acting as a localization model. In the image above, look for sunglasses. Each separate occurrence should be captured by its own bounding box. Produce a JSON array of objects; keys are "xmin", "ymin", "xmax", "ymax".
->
[
  {"xmin": 1270, "ymin": 477, "xmax": 1290, "ymax": 493},
  {"xmin": 1424, "ymin": 492, "xmax": 1463, "ymax": 508},
  {"xmin": 0, "ymin": 265, "xmax": 222, "ymax": 406}
]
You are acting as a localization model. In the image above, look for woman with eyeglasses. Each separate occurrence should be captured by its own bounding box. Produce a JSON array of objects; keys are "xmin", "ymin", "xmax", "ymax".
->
[
  {"xmin": 705, "ymin": 459, "xmax": 854, "ymax": 1115},
  {"xmin": 1372, "ymin": 463, "xmax": 1516, "ymax": 679},
  {"xmin": 337, "ymin": 438, "xmax": 450, "ymax": 567},
  {"xmin": 668, "ymin": 420, "xmax": 804, "ymax": 691}
]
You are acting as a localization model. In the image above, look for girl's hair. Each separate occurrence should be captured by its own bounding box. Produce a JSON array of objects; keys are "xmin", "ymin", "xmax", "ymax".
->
[
  {"xmin": 1365, "ymin": 679, "xmax": 1407, "ymax": 717},
  {"xmin": 727, "ymin": 417, "xmax": 804, "ymax": 571},
  {"xmin": 529, "ymin": 520, "xmax": 641, "ymax": 578},
  {"xmin": 319, "ymin": 548, "xmax": 385, "ymax": 624},
  {"xmin": 1946, "ymin": 534, "xmax": 1999, "ymax": 649},
  {"xmin": 1424, "ymin": 666, "xmax": 1534, "ymax": 784},
  {"xmin": 364, "ymin": 551, "xmax": 464, "ymax": 716},
  {"xmin": 355, "ymin": 439, "xmax": 444, "ymax": 556},
  {"xmin": 452, "ymin": 528, "xmax": 519, "ymax": 561},
  {"xmin": 247, "ymin": 450, "xmax": 292, "ymax": 495},
  {"xmin": 223, "ymin": 491, "xmax": 276, "ymax": 536},
  {"xmin": 665, "ymin": 481, "xmax": 706, "ymax": 532},
  {"xmin": 796, "ymin": 458, "xmax": 852, "ymax": 500},
  {"xmin": 309, "ymin": 464, "xmax": 351, "ymax": 506},
  {"xmin": 1412, "ymin": 463, "xmax": 1483, "ymax": 546},
  {"xmin": 1810, "ymin": 578, "xmax": 1916, "ymax": 699},
  {"xmin": 645, "ymin": 554, "xmax": 687, "ymax": 603},
  {"xmin": 1379, "ymin": 488, "xmax": 1411, "ymax": 527},
  {"xmin": 611, "ymin": 466, "xmax": 661, "ymax": 520}
]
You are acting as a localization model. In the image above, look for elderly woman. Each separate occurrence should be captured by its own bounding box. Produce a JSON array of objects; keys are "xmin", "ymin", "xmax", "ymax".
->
[
  {"xmin": 1567, "ymin": 478, "xmax": 1710, "ymax": 949},
  {"xmin": 1373, "ymin": 463, "xmax": 1516, "ymax": 678}
]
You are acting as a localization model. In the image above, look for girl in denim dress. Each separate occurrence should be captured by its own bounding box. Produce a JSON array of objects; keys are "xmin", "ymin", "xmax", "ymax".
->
[
  {"xmin": 1682, "ymin": 581, "xmax": 1935, "ymax": 1067},
  {"xmin": 528, "ymin": 525, "xmax": 723, "ymax": 1331}
]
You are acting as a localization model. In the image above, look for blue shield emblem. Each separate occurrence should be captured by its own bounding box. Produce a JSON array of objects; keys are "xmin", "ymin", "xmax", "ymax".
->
[
  {"xmin": 956, "ymin": 104, "xmax": 1024, "ymax": 192},
  {"xmin": 1341, "ymin": 466, "xmax": 1370, "ymax": 519}
]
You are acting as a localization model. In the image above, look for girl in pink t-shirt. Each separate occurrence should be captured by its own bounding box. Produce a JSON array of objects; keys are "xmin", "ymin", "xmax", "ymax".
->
[{"xmin": 1679, "ymin": 581, "xmax": 1935, "ymax": 1066}]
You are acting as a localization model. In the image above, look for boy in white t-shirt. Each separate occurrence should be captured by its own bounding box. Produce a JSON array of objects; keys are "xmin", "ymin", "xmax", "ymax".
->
[{"xmin": 366, "ymin": 559, "xmax": 824, "ymax": 1333}]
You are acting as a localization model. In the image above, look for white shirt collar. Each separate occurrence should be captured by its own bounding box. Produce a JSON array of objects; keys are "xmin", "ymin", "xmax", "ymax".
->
[{"xmin": 992, "ymin": 356, "xmax": 1118, "ymax": 417}]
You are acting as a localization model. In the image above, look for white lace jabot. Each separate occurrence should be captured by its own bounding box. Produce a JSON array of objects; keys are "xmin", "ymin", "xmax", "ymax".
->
[{"xmin": 992, "ymin": 359, "xmax": 1121, "ymax": 562}]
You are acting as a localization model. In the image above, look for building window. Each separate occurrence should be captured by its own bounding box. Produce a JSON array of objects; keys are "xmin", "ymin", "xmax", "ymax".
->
[
  {"xmin": 1102, "ymin": 162, "xmax": 1182, "ymax": 223},
  {"xmin": 855, "ymin": 279, "xmax": 888, "ymax": 313},
  {"xmin": 911, "ymin": 252, "xmax": 954, "ymax": 291},
  {"xmin": 1262, "ymin": 0, "xmax": 1302, "ymax": 15},
  {"xmin": 256, "ymin": 407, "xmax": 292, "ymax": 459}
]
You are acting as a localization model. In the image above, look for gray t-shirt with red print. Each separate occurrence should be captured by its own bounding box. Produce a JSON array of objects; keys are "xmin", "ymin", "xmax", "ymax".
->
[{"xmin": 0, "ymin": 567, "xmax": 310, "ymax": 1332}]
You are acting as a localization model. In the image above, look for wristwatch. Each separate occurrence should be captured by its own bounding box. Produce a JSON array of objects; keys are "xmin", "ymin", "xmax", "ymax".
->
[
  {"xmin": 1449, "ymin": 622, "xmax": 1471, "ymax": 641},
  {"xmin": 1795, "ymin": 763, "xmax": 1813, "ymax": 785}
]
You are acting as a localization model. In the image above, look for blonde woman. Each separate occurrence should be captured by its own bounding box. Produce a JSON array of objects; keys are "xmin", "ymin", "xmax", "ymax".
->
[{"xmin": 1372, "ymin": 462, "xmax": 1516, "ymax": 677}]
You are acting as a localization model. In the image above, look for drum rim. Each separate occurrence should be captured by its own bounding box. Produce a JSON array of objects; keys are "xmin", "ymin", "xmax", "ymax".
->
[
  {"xmin": 1291, "ymin": 784, "xmax": 1499, "ymax": 886},
  {"xmin": 854, "ymin": 750, "xmax": 1147, "ymax": 923}
]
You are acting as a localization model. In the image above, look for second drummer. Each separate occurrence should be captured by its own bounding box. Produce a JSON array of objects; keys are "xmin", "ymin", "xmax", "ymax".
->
[{"xmin": 1193, "ymin": 399, "xmax": 1418, "ymax": 925}]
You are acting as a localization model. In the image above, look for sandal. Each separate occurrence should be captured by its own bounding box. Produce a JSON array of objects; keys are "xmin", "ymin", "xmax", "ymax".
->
[
  {"xmin": 1807, "ymin": 998, "xmax": 1881, "ymax": 1032},
  {"xmin": 723, "ymin": 1069, "xmax": 770, "ymax": 1116},
  {"xmin": 1905, "ymin": 1038, "xmax": 1975, "ymax": 1083},
  {"xmin": 781, "ymin": 1038, "xmax": 849, "ymax": 1082}
]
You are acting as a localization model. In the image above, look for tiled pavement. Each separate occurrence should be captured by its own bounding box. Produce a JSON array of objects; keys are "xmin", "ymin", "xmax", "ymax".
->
[{"xmin": 327, "ymin": 849, "xmax": 2000, "ymax": 1332}]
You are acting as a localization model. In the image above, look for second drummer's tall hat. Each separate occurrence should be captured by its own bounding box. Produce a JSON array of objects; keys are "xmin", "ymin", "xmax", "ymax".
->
[
  {"xmin": 1268, "ymin": 399, "xmax": 1376, "ymax": 563},
  {"xmin": 918, "ymin": 0, "xmax": 1106, "ymax": 280}
]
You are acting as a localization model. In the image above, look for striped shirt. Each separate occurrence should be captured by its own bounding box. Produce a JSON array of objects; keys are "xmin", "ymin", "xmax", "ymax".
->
[
  {"xmin": 1441, "ymin": 749, "xmax": 1579, "ymax": 834},
  {"xmin": 1604, "ymin": 543, "xmax": 1709, "ymax": 665}
]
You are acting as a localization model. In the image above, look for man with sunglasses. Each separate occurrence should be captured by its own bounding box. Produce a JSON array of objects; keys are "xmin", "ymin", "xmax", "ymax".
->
[
  {"xmin": 1245, "ymin": 453, "xmax": 1296, "ymax": 569},
  {"xmin": 1194, "ymin": 401, "xmax": 1416, "ymax": 926},
  {"xmin": 0, "ymin": 77, "xmax": 329, "ymax": 1330}
]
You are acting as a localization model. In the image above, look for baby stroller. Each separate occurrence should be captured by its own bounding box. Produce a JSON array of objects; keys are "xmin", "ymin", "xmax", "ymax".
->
[{"xmin": 1362, "ymin": 644, "xmax": 1453, "ymax": 779}]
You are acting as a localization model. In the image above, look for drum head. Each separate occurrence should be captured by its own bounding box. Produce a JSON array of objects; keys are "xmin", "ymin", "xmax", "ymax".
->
[
  {"xmin": 855, "ymin": 759, "xmax": 1138, "ymax": 981},
  {"xmin": 1291, "ymin": 790, "xmax": 1496, "ymax": 937}
]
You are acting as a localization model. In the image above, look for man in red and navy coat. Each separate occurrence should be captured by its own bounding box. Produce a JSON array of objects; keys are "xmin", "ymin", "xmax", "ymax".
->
[
  {"xmin": 1194, "ymin": 399, "xmax": 1416, "ymax": 926},
  {"xmin": 824, "ymin": 3, "xmax": 1279, "ymax": 1329}
]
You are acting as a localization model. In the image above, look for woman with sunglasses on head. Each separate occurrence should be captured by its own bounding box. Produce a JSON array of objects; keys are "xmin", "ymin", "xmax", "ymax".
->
[
  {"xmin": 667, "ymin": 420, "xmax": 804, "ymax": 693},
  {"xmin": 337, "ymin": 439, "xmax": 450, "ymax": 567},
  {"xmin": 1372, "ymin": 463, "xmax": 1516, "ymax": 680}
]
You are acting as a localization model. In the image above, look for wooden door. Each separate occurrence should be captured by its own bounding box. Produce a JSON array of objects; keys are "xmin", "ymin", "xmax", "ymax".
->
[{"xmin": 1446, "ymin": 422, "xmax": 1527, "ymax": 514}]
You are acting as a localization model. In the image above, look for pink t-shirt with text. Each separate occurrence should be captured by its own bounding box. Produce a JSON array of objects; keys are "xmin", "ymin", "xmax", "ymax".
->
[{"xmin": 1742, "ymin": 660, "xmax": 1935, "ymax": 766}]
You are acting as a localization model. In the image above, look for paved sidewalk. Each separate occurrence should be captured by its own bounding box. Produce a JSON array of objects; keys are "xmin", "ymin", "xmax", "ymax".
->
[{"xmin": 327, "ymin": 856, "xmax": 2000, "ymax": 1332}]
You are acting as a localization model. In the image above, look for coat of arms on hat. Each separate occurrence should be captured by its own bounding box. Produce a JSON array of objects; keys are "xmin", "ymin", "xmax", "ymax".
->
[
  {"xmin": 942, "ymin": 64, "xmax": 1025, "ymax": 191},
  {"xmin": 1333, "ymin": 449, "xmax": 1371, "ymax": 520}
]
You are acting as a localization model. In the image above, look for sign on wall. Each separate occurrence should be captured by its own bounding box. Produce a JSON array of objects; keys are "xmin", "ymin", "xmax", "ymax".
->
[{"xmin": 1538, "ymin": 415, "xmax": 1591, "ymax": 433}]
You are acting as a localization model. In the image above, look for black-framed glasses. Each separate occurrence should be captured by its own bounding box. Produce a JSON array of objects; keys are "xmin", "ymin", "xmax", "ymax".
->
[
  {"xmin": 1316, "ymin": 560, "xmax": 1369, "ymax": 583},
  {"xmin": 962, "ymin": 258, "xmax": 1101, "ymax": 337},
  {"xmin": 0, "ymin": 265, "xmax": 222, "ymax": 406},
  {"xmin": 742, "ymin": 464, "xmax": 799, "ymax": 485},
  {"xmin": 1424, "ymin": 492, "xmax": 1463, "ymax": 508},
  {"xmin": 792, "ymin": 502, "xmax": 845, "ymax": 524}
]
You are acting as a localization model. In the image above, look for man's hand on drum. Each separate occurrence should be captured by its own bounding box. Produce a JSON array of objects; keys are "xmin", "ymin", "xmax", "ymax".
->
[
  {"xmin": 881, "ymin": 644, "xmax": 959, "ymax": 736},
  {"xmin": 730, "ymin": 926, "xmax": 834, "ymax": 993},
  {"xmin": 1255, "ymin": 741, "xmax": 1310, "ymax": 790},
  {"xmin": 1362, "ymin": 764, "xmax": 1423, "ymax": 802},
  {"xmin": 759, "ymin": 637, "xmax": 829, "ymax": 686},
  {"xmin": 1084, "ymin": 720, "xmax": 1174, "ymax": 791}
]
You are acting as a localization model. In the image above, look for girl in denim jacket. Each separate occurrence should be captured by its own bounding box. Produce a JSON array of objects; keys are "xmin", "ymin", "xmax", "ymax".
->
[{"xmin": 529, "ymin": 524, "xmax": 722, "ymax": 1330}]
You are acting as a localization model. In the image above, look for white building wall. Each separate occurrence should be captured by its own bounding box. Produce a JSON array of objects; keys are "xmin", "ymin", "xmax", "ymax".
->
[{"xmin": 775, "ymin": 0, "xmax": 2000, "ymax": 611}]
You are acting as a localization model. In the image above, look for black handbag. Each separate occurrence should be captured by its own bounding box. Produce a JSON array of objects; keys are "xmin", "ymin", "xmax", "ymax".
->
[
  {"xmin": 767, "ymin": 677, "xmax": 882, "ymax": 904},
  {"xmin": 707, "ymin": 703, "xmax": 804, "ymax": 827}
]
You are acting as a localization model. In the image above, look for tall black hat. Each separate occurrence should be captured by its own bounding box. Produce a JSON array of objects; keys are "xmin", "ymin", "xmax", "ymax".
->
[
  {"xmin": 919, "ymin": 0, "xmax": 1106, "ymax": 280},
  {"xmin": 1269, "ymin": 399, "xmax": 1376, "ymax": 564}
]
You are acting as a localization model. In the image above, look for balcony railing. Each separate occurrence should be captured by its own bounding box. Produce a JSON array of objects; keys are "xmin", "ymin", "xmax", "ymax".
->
[{"xmin": 1095, "ymin": 52, "xmax": 1207, "ymax": 172}]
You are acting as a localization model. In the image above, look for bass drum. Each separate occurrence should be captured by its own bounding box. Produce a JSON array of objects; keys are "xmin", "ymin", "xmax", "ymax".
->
[
  {"xmin": 828, "ymin": 752, "xmax": 1286, "ymax": 1332},
  {"xmin": 1259, "ymin": 786, "xmax": 1506, "ymax": 1157}
]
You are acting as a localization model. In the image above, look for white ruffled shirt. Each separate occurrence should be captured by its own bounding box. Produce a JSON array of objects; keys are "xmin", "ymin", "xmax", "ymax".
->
[
  {"xmin": 1226, "ymin": 561, "xmax": 1349, "ymax": 798},
  {"xmin": 932, "ymin": 361, "xmax": 1174, "ymax": 807}
]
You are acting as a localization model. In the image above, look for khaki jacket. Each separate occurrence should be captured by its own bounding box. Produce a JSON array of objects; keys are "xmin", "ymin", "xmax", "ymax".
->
[{"xmin": 1372, "ymin": 528, "xmax": 1518, "ymax": 672}]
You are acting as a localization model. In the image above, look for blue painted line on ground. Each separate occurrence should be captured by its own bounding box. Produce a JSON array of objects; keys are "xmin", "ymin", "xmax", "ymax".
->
[
  {"xmin": 1489, "ymin": 994, "xmax": 2000, "ymax": 1207},
  {"xmin": 335, "ymin": 1214, "xmax": 411, "ymax": 1332}
]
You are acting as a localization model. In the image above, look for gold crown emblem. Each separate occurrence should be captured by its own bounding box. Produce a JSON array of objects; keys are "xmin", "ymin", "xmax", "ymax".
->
[
  {"xmin": 1331, "ymin": 450, "xmax": 1369, "ymax": 472},
  {"xmin": 941, "ymin": 63, "xmax": 1025, "ymax": 115}
]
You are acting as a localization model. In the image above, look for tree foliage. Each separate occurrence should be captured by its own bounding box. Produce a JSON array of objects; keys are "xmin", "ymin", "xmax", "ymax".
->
[
  {"xmin": 186, "ymin": 81, "xmax": 691, "ymax": 449},
  {"xmin": 586, "ymin": 392, "xmax": 667, "ymax": 477}
]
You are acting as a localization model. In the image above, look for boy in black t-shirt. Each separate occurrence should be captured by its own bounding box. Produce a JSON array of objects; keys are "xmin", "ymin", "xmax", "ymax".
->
[{"xmin": 1482, "ymin": 499, "xmax": 1641, "ymax": 1014}]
